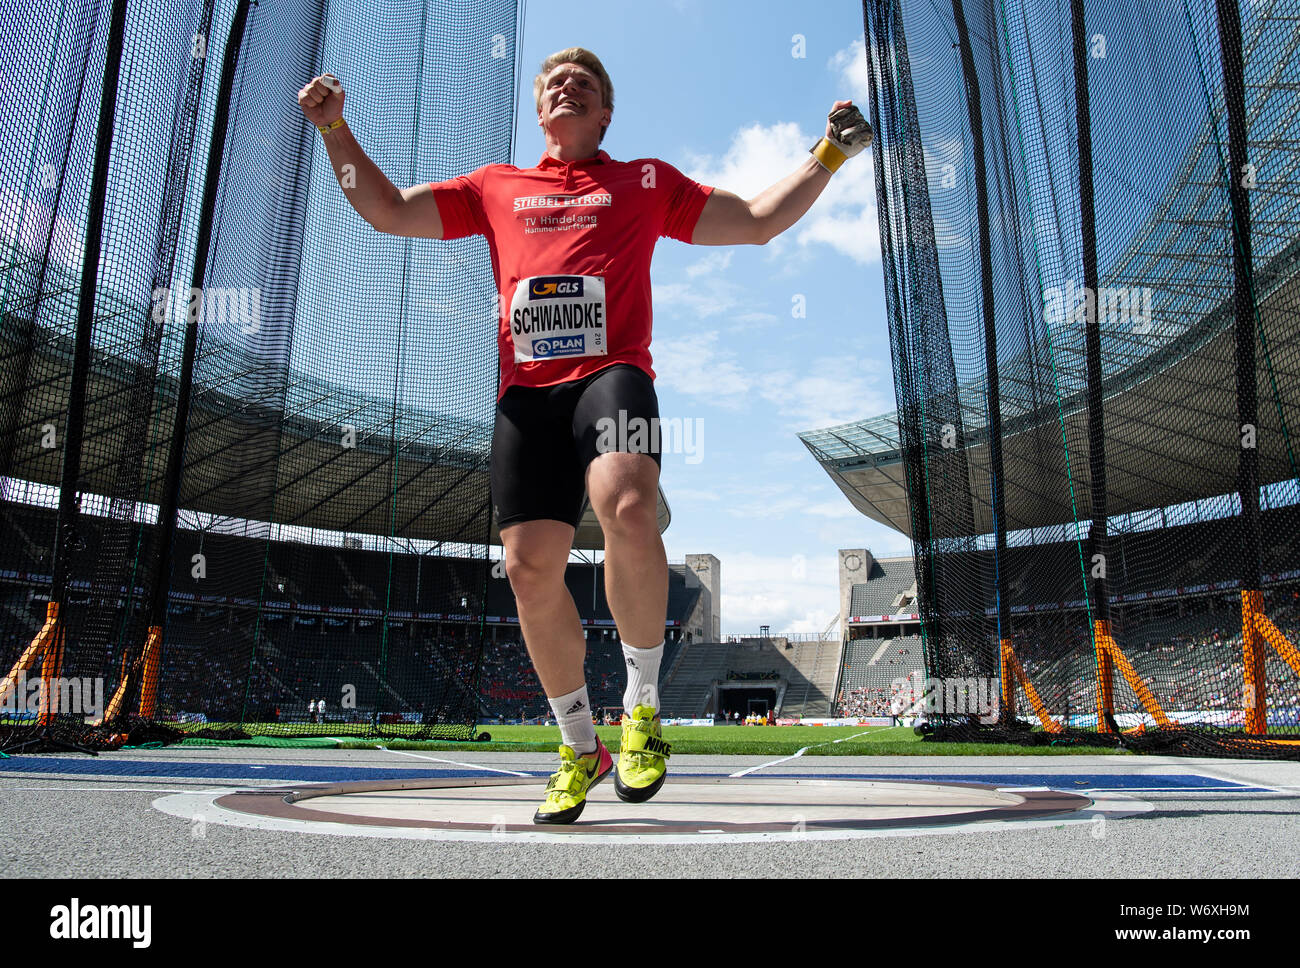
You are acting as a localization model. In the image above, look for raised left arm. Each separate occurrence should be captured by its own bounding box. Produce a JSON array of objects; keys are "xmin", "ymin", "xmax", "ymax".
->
[{"xmin": 690, "ymin": 100, "xmax": 870, "ymax": 246}]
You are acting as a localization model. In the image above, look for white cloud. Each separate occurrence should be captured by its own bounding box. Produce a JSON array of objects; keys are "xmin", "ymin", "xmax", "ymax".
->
[
  {"xmin": 803, "ymin": 501, "xmax": 861, "ymax": 519},
  {"xmin": 828, "ymin": 39, "xmax": 872, "ymax": 106},
  {"xmin": 652, "ymin": 278, "xmax": 738, "ymax": 318},
  {"xmin": 665, "ymin": 486, "xmax": 722, "ymax": 503},
  {"xmin": 813, "ymin": 517, "xmax": 913, "ymax": 559},
  {"xmin": 684, "ymin": 121, "xmax": 808, "ymax": 199},
  {"xmin": 721, "ymin": 492, "xmax": 817, "ymax": 520},
  {"xmin": 796, "ymin": 195, "xmax": 880, "ymax": 265},
  {"xmin": 725, "ymin": 311, "xmax": 780, "ymax": 334},
  {"xmin": 652, "ymin": 330, "xmax": 753, "ymax": 406},
  {"xmin": 655, "ymin": 333, "xmax": 892, "ymax": 429},
  {"xmin": 717, "ymin": 550, "xmax": 840, "ymax": 635},
  {"xmin": 652, "ymin": 251, "xmax": 756, "ymax": 324},
  {"xmin": 684, "ymin": 119, "xmax": 879, "ymax": 266},
  {"xmin": 701, "ymin": 534, "xmax": 922, "ymax": 635},
  {"xmin": 708, "ymin": 480, "xmax": 869, "ymax": 523},
  {"xmin": 685, "ymin": 250, "xmax": 733, "ymax": 278},
  {"xmin": 654, "ymin": 259, "xmax": 780, "ymax": 332},
  {"xmin": 758, "ymin": 353, "xmax": 893, "ymax": 429}
]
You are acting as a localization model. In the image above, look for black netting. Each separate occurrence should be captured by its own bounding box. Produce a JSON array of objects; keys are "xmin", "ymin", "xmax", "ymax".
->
[
  {"xmin": 2, "ymin": 0, "xmax": 519, "ymax": 750},
  {"xmin": 863, "ymin": 0, "xmax": 1300, "ymax": 757}
]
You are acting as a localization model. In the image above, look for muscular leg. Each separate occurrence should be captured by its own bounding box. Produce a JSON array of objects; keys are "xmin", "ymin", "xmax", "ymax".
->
[
  {"xmin": 500, "ymin": 519, "xmax": 586, "ymax": 696},
  {"xmin": 586, "ymin": 452, "xmax": 667, "ymax": 648}
]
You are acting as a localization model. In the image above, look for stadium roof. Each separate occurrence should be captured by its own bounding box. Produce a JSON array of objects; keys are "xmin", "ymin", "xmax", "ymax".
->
[
  {"xmin": 1, "ymin": 256, "xmax": 668, "ymax": 551},
  {"xmin": 801, "ymin": 74, "xmax": 1300, "ymax": 538}
]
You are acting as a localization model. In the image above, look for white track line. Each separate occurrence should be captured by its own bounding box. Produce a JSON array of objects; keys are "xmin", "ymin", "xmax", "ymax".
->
[
  {"xmin": 374, "ymin": 745, "xmax": 530, "ymax": 777},
  {"xmin": 1184, "ymin": 768, "xmax": 1300, "ymax": 797},
  {"xmin": 5, "ymin": 786, "xmax": 199, "ymax": 793},
  {"xmin": 729, "ymin": 730, "xmax": 876, "ymax": 778}
]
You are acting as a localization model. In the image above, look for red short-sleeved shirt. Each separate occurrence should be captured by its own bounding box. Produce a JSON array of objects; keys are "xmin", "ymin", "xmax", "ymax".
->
[{"xmin": 430, "ymin": 151, "xmax": 713, "ymax": 399}]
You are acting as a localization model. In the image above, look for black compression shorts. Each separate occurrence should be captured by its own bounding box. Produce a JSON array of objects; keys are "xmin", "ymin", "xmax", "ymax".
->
[{"xmin": 491, "ymin": 363, "xmax": 661, "ymax": 530}]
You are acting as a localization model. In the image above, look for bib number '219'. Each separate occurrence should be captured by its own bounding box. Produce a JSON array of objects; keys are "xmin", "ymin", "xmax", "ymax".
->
[{"xmin": 510, "ymin": 274, "xmax": 607, "ymax": 362}]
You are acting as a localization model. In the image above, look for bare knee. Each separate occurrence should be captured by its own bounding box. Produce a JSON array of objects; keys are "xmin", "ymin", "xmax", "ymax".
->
[
  {"xmin": 587, "ymin": 453, "xmax": 660, "ymax": 542},
  {"xmin": 505, "ymin": 549, "xmax": 566, "ymax": 605},
  {"xmin": 500, "ymin": 521, "xmax": 574, "ymax": 608},
  {"xmin": 598, "ymin": 485, "xmax": 658, "ymax": 540}
]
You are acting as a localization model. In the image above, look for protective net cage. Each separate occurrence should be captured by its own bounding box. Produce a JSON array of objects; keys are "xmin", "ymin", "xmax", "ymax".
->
[
  {"xmin": 0, "ymin": 0, "xmax": 520, "ymax": 751},
  {"xmin": 862, "ymin": 0, "xmax": 1300, "ymax": 756}
]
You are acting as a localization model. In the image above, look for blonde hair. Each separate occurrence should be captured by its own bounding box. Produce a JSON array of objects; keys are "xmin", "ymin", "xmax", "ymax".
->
[{"xmin": 533, "ymin": 47, "xmax": 614, "ymax": 143}]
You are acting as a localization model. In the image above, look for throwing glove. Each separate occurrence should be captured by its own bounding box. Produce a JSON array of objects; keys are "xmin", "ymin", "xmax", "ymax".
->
[{"xmin": 811, "ymin": 104, "xmax": 873, "ymax": 173}]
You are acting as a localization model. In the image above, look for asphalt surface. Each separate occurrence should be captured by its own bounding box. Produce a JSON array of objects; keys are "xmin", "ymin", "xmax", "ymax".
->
[{"xmin": 1, "ymin": 748, "xmax": 1298, "ymax": 879}]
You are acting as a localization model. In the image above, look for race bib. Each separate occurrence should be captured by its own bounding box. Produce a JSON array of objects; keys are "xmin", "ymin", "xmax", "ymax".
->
[{"xmin": 509, "ymin": 274, "xmax": 607, "ymax": 363}]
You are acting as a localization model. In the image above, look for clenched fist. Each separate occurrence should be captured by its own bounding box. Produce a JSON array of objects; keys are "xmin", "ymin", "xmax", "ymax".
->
[
  {"xmin": 809, "ymin": 99, "xmax": 871, "ymax": 174},
  {"xmin": 825, "ymin": 100, "xmax": 872, "ymax": 156},
  {"xmin": 298, "ymin": 73, "xmax": 344, "ymax": 127}
]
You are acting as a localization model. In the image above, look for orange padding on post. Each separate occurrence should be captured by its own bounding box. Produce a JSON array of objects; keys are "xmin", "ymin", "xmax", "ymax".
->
[
  {"xmin": 137, "ymin": 626, "xmax": 162, "ymax": 719},
  {"xmin": 94, "ymin": 626, "xmax": 164, "ymax": 726},
  {"xmin": 1095, "ymin": 622, "xmax": 1172, "ymax": 729},
  {"xmin": 1241, "ymin": 590, "xmax": 1267, "ymax": 734},
  {"xmin": 1000, "ymin": 638, "xmax": 1063, "ymax": 733},
  {"xmin": 37, "ymin": 610, "xmax": 65, "ymax": 727},
  {"xmin": 97, "ymin": 664, "xmax": 132, "ymax": 727},
  {"xmin": 0, "ymin": 601, "xmax": 61, "ymax": 709},
  {"xmin": 1254, "ymin": 614, "xmax": 1300, "ymax": 678},
  {"xmin": 999, "ymin": 637, "xmax": 1016, "ymax": 719},
  {"xmin": 1094, "ymin": 619, "xmax": 1115, "ymax": 733}
]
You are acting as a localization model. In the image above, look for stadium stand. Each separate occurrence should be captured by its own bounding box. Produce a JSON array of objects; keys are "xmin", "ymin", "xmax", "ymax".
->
[
  {"xmin": 658, "ymin": 642, "xmax": 732, "ymax": 718},
  {"xmin": 0, "ymin": 499, "xmax": 694, "ymax": 726},
  {"xmin": 834, "ymin": 507, "xmax": 1300, "ymax": 729},
  {"xmin": 780, "ymin": 639, "xmax": 843, "ymax": 718},
  {"xmin": 837, "ymin": 635, "xmax": 922, "ymax": 717},
  {"xmin": 658, "ymin": 635, "xmax": 843, "ymax": 719},
  {"xmin": 848, "ymin": 557, "xmax": 917, "ymax": 618}
]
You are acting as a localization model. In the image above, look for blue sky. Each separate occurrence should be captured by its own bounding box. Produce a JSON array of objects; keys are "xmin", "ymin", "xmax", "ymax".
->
[{"xmin": 514, "ymin": 0, "xmax": 914, "ymax": 635}]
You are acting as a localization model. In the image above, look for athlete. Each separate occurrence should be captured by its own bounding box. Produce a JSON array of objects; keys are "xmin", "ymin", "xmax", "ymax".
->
[{"xmin": 298, "ymin": 48, "xmax": 870, "ymax": 824}]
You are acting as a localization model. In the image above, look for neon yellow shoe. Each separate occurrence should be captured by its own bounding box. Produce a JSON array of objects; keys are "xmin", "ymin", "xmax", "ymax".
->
[
  {"xmin": 615, "ymin": 704, "xmax": 671, "ymax": 803},
  {"xmin": 533, "ymin": 739, "xmax": 613, "ymax": 825}
]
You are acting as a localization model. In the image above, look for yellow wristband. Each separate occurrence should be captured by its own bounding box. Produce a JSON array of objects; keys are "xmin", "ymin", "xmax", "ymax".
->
[
  {"xmin": 317, "ymin": 118, "xmax": 345, "ymax": 136},
  {"xmin": 810, "ymin": 137, "xmax": 847, "ymax": 174}
]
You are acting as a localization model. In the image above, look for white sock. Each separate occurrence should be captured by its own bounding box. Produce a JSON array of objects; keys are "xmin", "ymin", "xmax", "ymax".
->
[
  {"xmin": 622, "ymin": 640, "xmax": 664, "ymax": 714},
  {"xmin": 548, "ymin": 685, "xmax": 597, "ymax": 755}
]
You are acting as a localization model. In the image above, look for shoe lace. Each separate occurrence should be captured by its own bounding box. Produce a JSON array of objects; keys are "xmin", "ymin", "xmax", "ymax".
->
[
  {"xmin": 544, "ymin": 762, "xmax": 576, "ymax": 801},
  {"xmin": 545, "ymin": 754, "xmax": 595, "ymax": 801}
]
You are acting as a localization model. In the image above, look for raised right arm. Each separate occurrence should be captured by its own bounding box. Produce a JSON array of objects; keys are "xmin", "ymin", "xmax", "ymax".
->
[{"xmin": 297, "ymin": 74, "xmax": 444, "ymax": 239}]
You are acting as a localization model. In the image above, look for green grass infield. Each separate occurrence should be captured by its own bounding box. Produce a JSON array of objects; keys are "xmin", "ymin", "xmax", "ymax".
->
[{"xmin": 171, "ymin": 722, "xmax": 1126, "ymax": 756}]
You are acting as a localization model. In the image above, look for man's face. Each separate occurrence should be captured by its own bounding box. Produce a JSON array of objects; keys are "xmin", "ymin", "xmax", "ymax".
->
[{"xmin": 538, "ymin": 62, "xmax": 609, "ymax": 141}]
